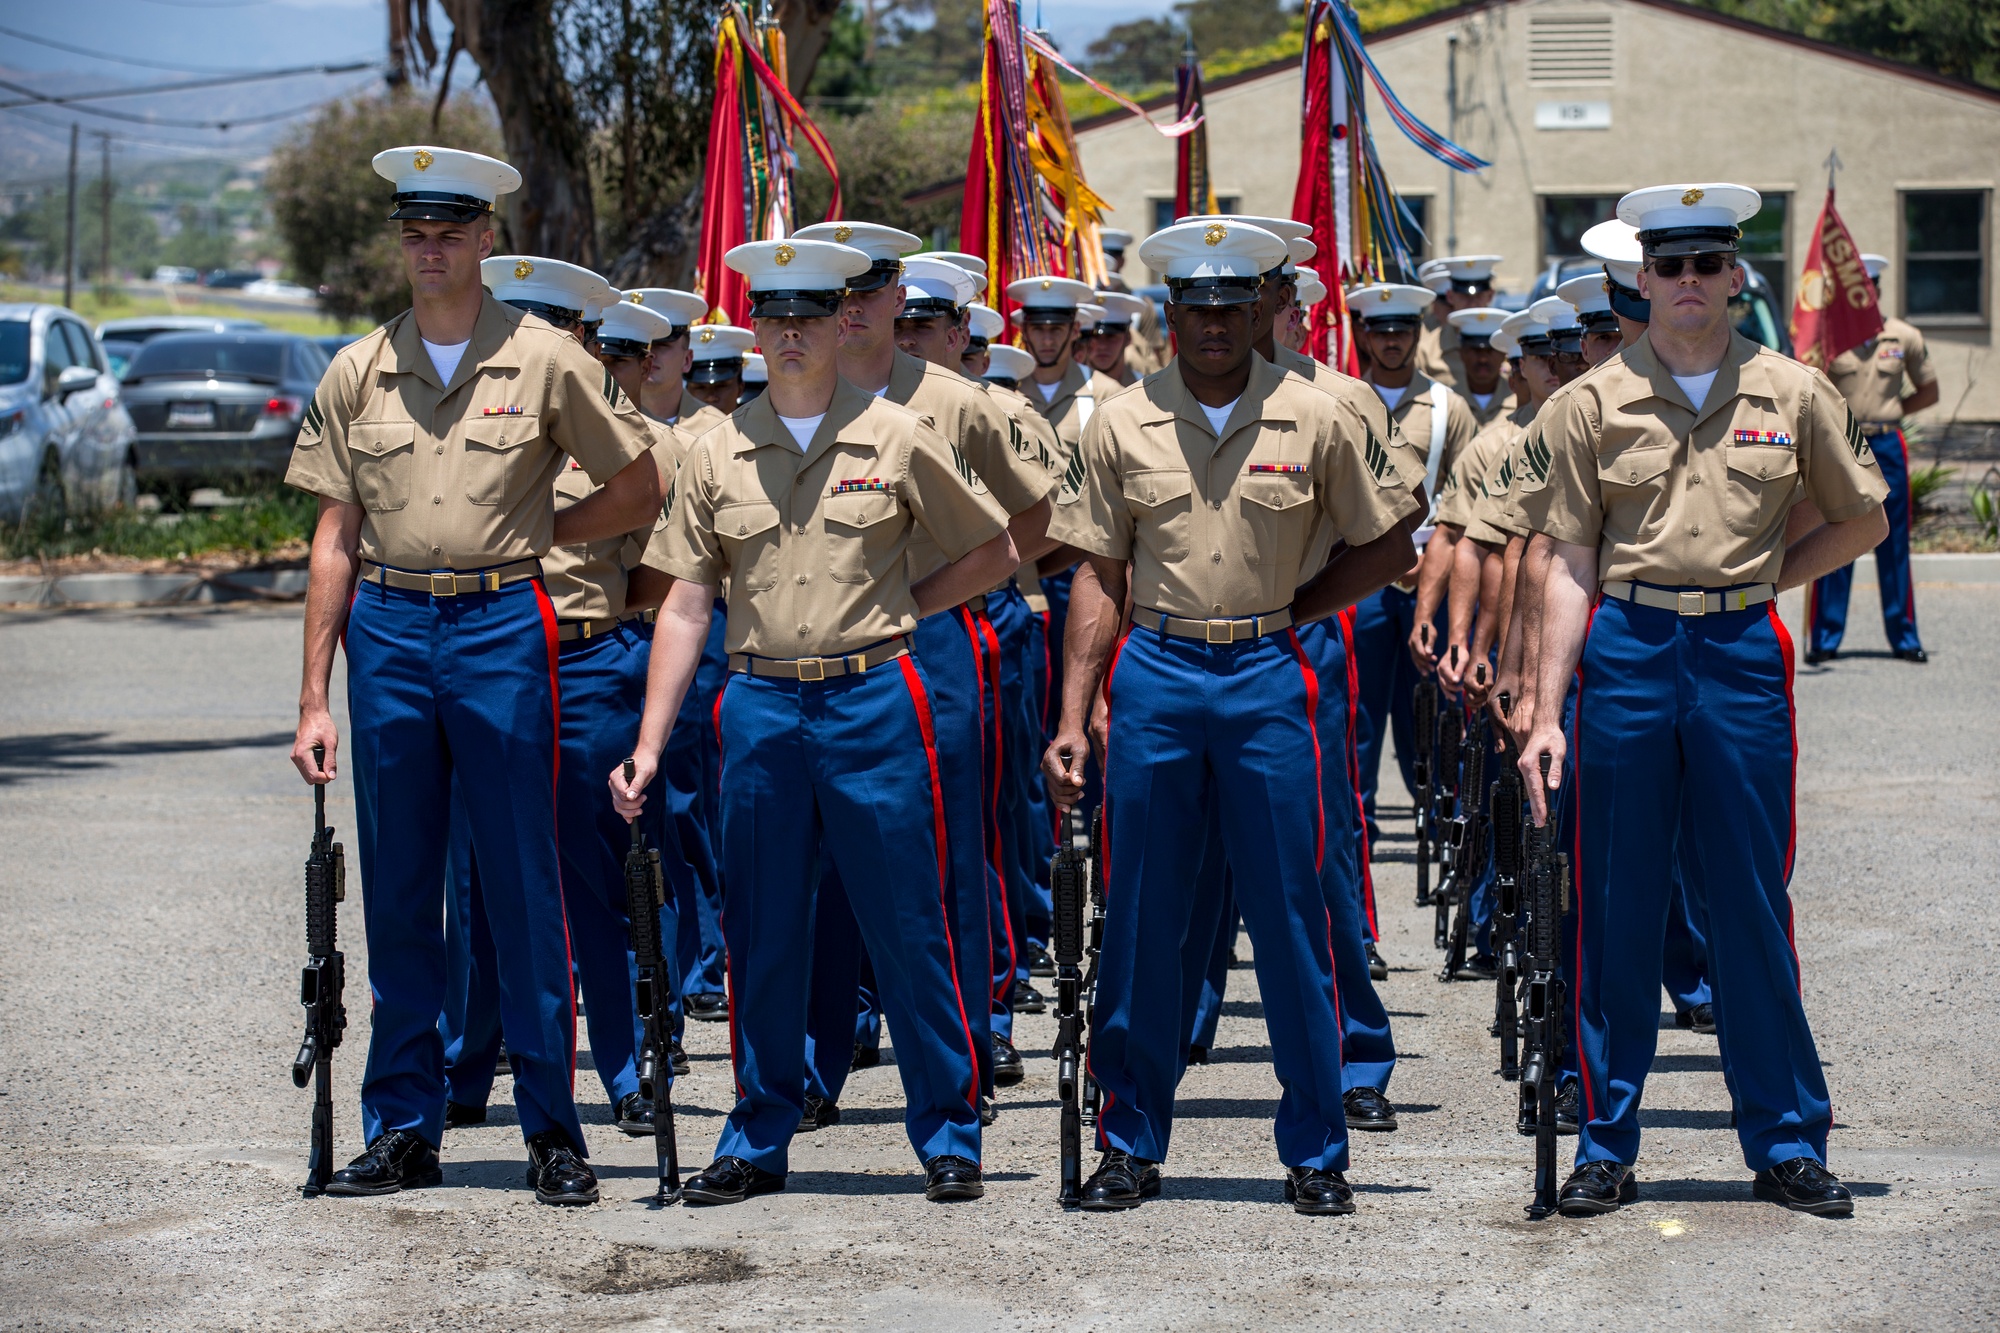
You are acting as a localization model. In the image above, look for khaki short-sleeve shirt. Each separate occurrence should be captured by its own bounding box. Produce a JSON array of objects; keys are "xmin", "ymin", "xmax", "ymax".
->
[
  {"xmin": 542, "ymin": 417, "xmax": 687, "ymax": 621},
  {"xmin": 1464, "ymin": 403, "xmax": 1539, "ymax": 547},
  {"xmin": 1435, "ymin": 413, "xmax": 1517, "ymax": 532},
  {"xmin": 1417, "ymin": 318, "xmax": 1461, "ymax": 390},
  {"xmin": 285, "ymin": 295, "xmax": 651, "ymax": 569},
  {"xmin": 1275, "ymin": 347, "xmax": 1426, "ymax": 579},
  {"xmin": 1370, "ymin": 370, "xmax": 1478, "ymax": 507},
  {"xmin": 1517, "ymin": 333, "xmax": 1888, "ymax": 586},
  {"xmin": 1026, "ymin": 360, "xmax": 1127, "ymax": 459},
  {"xmin": 1828, "ymin": 317, "xmax": 1935, "ymax": 425},
  {"xmin": 1049, "ymin": 356, "xmax": 1419, "ymax": 619},
  {"xmin": 674, "ymin": 390, "xmax": 730, "ymax": 435},
  {"xmin": 644, "ymin": 379, "xmax": 1009, "ymax": 658},
  {"xmin": 1466, "ymin": 387, "xmax": 1517, "ymax": 430}
]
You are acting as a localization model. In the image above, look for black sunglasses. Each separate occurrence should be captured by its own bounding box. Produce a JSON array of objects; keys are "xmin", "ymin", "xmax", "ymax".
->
[{"xmin": 1647, "ymin": 253, "xmax": 1734, "ymax": 278}]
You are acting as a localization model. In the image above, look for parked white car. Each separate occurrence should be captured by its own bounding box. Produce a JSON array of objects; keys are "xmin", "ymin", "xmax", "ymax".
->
[
  {"xmin": 152, "ymin": 266, "xmax": 202, "ymax": 286},
  {"xmin": 0, "ymin": 305, "xmax": 139, "ymax": 524}
]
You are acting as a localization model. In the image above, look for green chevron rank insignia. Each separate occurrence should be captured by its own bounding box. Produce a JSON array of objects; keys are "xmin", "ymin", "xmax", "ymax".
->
[
  {"xmin": 1844, "ymin": 409, "xmax": 1873, "ymax": 464},
  {"xmin": 1489, "ymin": 455, "xmax": 1514, "ymax": 497},
  {"xmin": 600, "ymin": 367, "xmax": 629, "ymax": 411},
  {"xmin": 1522, "ymin": 433, "xmax": 1552, "ymax": 485},
  {"xmin": 1364, "ymin": 428, "xmax": 1393, "ymax": 484},
  {"xmin": 950, "ymin": 443, "xmax": 988, "ymax": 494},
  {"xmin": 1058, "ymin": 446, "xmax": 1086, "ymax": 503},
  {"xmin": 299, "ymin": 396, "xmax": 326, "ymax": 444}
]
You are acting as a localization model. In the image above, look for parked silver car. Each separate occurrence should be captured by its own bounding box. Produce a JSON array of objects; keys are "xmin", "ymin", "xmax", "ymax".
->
[
  {"xmin": 120, "ymin": 331, "xmax": 330, "ymax": 490},
  {"xmin": 96, "ymin": 315, "xmax": 265, "ymax": 345},
  {"xmin": 0, "ymin": 304, "xmax": 139, "ymax": 524}
]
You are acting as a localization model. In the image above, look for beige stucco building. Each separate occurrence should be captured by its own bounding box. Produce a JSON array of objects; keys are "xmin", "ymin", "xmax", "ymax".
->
[{"xmin": 1070, "ymin": 0, "xmax": 2000, "ymax": 422}]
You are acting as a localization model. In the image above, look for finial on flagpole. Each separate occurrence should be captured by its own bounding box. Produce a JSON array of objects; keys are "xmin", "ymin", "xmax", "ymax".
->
[{"xmin": 1824, "ymin": 148, "xmax": 1843, "ymax": 194}]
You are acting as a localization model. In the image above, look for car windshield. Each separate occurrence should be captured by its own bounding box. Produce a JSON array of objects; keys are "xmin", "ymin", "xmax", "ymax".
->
[
  {"xmin": 0, "ymin": 322, "xmax": 27, "ymax": 384},
  {"xmin": 1731, "ymin": 285, "xmax": 1786, "ymax": 352},
  {"xmin": 129, "ymin": 336, "xmax": 285, "ymax": 381}
]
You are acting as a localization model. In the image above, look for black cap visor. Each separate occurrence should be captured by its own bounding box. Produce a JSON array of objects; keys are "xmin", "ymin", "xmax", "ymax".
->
[
  {"xmin": 1638, "ymin": 226, "xmax": 1740, "ymax": 257},
  {"xmin": 844, "ymin": 259, "xmax": 905, "ymax": 294},
  {"xmin": 1605, "ymin": 277, "xmax": 1651, "ymax": 324},
  {"xmin": 1549, "ymin": 328, "xmax": 1585, "ymax": 355},
  {"xmin": 964, "ymin": 336, "xmax": 989, "ymax": 352},
  {"xmin": 597, "ymin": 335, "xmax": 651, "ymax": 358},
  {"xmin": 390, "ymin": 191, "xmax": 493, "ymax": 223},
  {"xmin": 1167, "ymin": 277, "xmax": 1261, "ymax": 307},
  {"xmin": 1451, "ymin": 278, "xmax": 1492, "ymax": 296},
  {"xmin": 1093, "ymin": 319, "xmax": 1132, "ymax": 332},
  {"xmin": 503, "ymin": 299, "xmax": 582, "ymax": 327},
  {"xmin": 649, "ymin": 326, "xmax": 689, "ymax": 348},
  {"xmin": 1517, "ymin": 333, "xmax": 1556, "ymax": 356},
  {"xmin": 897, "ymin": 298, "xmax": 958, "ymax": 320},
  {"xmin": 1579, "ymin": 308, "xmax": 1622, "ymax": 334},
  {"xmin": 985, "ymin": 375, "xmax": 1020, "ymax": 389},
  {"xmin": 688, "ymin": 358, "xmax": 745, "ymax": 384},
  {"xmin": 1361, "ymin": 314, "xmax": 1422, "ymax": 332},
  {"xmin": 1458, "ymin": 332, "xmax": 1494, "ymax": 348},
  {"xmin": 747, "ymin": 290, "xmax": 844, "ymax": 319},
  {"xmin": 1020, "ymin": 305, "xmax": 1080, "ymax": 323}
]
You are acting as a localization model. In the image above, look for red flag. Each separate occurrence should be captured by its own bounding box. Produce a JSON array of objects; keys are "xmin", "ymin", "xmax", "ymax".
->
[
  {"xmin": 1790, "ymin": 188, "xmax": 1882, "ymax": 369},
  {"xmin": 1290, "ymin": 4, "xmax": 1356, "ymax": 372},
  {"xmin": 695, "ymin": 35, "xmax": 750, "ymax": 325},
  {"xmin": 1173, "ymin": 37, "xmax": 1215, "ymax": 220}
]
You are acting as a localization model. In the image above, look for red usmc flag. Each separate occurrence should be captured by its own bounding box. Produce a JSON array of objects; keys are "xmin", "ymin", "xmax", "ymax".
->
[{"xmin": 1790, "ymin": 188, "xmax": 1883, "ymax": 368}]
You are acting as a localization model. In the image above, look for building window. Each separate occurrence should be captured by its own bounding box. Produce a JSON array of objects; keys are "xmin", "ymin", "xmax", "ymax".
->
[
  {"xmin": 1528, "ymin": 11, "xmax": 1614, "ymax": 85},
  {"xmin": 1902, "ymin": 190, "xmax": 1987, "ymax": 322},
  {"xmin": 1541, "ymin": 194, "xmax": 1621, "ymax": 266},
  {"xmin": 1739, "ymin": 192, "xmax": 1789, "ymax": 317},
  {"xmin": 1151, "ymin": 195, "xmax": 1239, "ymax": 233},
  {"xmin": 1384, "ymin": 195, "xmax": 1430, "ymax": 283}
]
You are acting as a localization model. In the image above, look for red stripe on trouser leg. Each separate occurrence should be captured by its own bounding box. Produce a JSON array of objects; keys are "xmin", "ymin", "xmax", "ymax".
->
[
  {"xmin": 958, "ymin": 608, "xmax": 1014, "ymax": 1006},
  {"xmin": 1338, "ymin": 608, "xmax": 1377, "ymax": 936},
  {"xmin": 976, "ymin": 610, "xmax": 1006, "ymax": 880},
  {"xmin": 1572, "ymin": 595, "xmax": 1601, "ymax": 1125},
  {"xmin": 1283, "ymin": 628, "xmax": 1326, "ymax": 875},
  {"xmin": 897, "ymin": 655, "xmax": 981, "ymax": 1113},
  {"xmin": 1765, "ymin": 601, "xmax": 1805, "ymax": 993},
  {"xmin": 531, "ymin": 579, "xmax": 578, "ymax": 1090}
]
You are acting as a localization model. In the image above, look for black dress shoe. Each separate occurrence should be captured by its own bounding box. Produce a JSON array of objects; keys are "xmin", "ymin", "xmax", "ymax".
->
[
  {"xmin": 1453, "ymin": 954, "xmax": 1498, "ymax": 981},
  {"xmin": 1185, "ymin": 1043, "xmax": 1210, "ymax": 1066},
  {"xmin": 850, "ymin": 1042, "xmax": 881, "ymax": 1071},
  {"xmin": 670, "ymin": 1037, "xmax": 691, "ymax": 1077},
  {"xmin": 1556, "ymin": 1081, "xmax": 1580, "ymax": 1134},
  {"xmin": 683, "ymin": 1155, "xmax": 785, "ymax": 1206},
  {"xmin": 1344, "ymin": 1086, "xmax": 1398, "ymax": 1132},
  {"xmin": 326, "ymin": 1130, "xmax": 442, "ymax": 1196},
  {"xmin": 1557, "ymin": 1160, "xmax": 1637, "ymax": 1216},
  {"xmin": 1753, "ymin": 1157, "xmax": 1853, "ymax": 1217},
  {"xmin": 798, "ymin": 1093, "xmax": 840, "ymax": 1131},
  {"xmin": 524, "ymin": 1130, "xmax": 598, "ymax": 1206},
  {"xmin": 1804, "ymin": 648, "xmax": 1836, "ymax": 665},
  {"xmin": 615, "ymin": 1091, "xmax": 655, "ymax": 1136},
  {"xmin": 444, "ymin": 1101, "xmax": 487, "ymax": 1128},
  {"xmin": 1367, "ymin": 941, "xmax": 1389, "ymax": 980},
  {"xmin": 1894, "ymin": 646, "xmax": 1928, "ymax": 663},
  {"xmin": 1011, "ymin": 980, "xmax": 1047, "ymax": 1014},
  {"xmin": 924, "ymin": 1154, "xmax": 985, "ymax": 1202},
  {"xmin": 991, "ymin": 1036, "xmax": 1025, "ymax": 1087},
  {"xmin": 978, "ymin": 1095, "xmax": 998, "ymax": 1127},
  {"xmin": 1027, "ymin": 945, "xmax": 1056, "ymax": 978},
  {"xmin": 1285, "ymin": 1166, "xmax": 1356, "ymax": 1216},
  {"xmin": 685, "ymin": 992, "xmax": 729, "ymax": 1022},
  {"xmin": 1080, "ymin": 1150, "xmax": 1160, "ymax": 1210},
  {"xmin": 1675, "ymin": 1002, "xmax": 1717, "ymax": 1035}
]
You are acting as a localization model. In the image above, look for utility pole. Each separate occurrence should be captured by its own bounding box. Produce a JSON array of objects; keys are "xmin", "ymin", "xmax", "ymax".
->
[
  {"xmin": 97, "ymin": 132, "xmax": 113, "ymax": 298},
  {"xmin": 1445, "ymin": 33, "xmax": 1459, "ymax": 255},
  {"xmin": 62, "ymin": 122, "xmax": 79, "ymax": 310}
]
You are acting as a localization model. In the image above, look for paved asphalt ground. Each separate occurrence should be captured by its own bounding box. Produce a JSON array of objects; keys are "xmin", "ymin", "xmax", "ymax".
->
[{"xmin": 2, "ymin": 579, "xmax": 1996, "ymax": 1330}]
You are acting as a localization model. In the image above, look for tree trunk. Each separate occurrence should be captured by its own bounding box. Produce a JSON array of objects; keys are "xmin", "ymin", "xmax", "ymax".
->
[
  {"xmin": 435, "ymin": 0, "xmax": 598, "ymax": 266},
  {"xmin": 775, "ymin": 0, "xmax": 844, "ymax": 96}
]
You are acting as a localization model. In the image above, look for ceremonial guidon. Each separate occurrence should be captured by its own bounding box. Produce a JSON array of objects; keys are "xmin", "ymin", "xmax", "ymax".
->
[
  {"xmin": 1445, "ymin": 306, "xmax": 1516, "ymax": 428},
  {"xmin": 790, "ymin": 222, "xmax": 1058, "ymax": 1125},
  {"xmin": 613, "ymin": 236, "xmax": 1020, "ymax": 1205},
  {"xmin": 1807, "ymin": 250, "xmax": 1937, "ymax": 665},
  {"xmin": 287, "ymin": 146, "xmax": 663, "ymax": 1207},
  {"xmin": 1416, "ymin": 254, "xmax": 1503, "ymax": 389},
  {"xmin": 1345, "ymin": 281, "xmax": 1477, "ymax": 842},
  {"xmin": 686, "ymin": 323, "xmax": 756, "ymax": 413},
  {"xmin": 1517, "ymin": 182, "xmax": 1887, "ymax": 1219},
  {"xmin": 1045, "ymin": 218, "xmax": 1422, "ymax": 1214}
]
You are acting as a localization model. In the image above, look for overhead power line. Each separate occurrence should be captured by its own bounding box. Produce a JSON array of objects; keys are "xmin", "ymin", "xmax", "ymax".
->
[
  {"xmin": 0, "ymin": 20, "xmax": 374, "ymax": 75},
  {"xmin": 0, "ymin": 90, "xmax": 367, "ymax": 131},
  {"xmin": 0, "ymin": 62, "xmax": 377, "ymax": 110}
]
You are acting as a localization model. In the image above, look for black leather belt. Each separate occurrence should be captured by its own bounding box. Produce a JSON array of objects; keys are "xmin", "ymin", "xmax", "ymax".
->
[{"xmin": 362, "ymin": 558, "xmax": 541, "ymax": 597}]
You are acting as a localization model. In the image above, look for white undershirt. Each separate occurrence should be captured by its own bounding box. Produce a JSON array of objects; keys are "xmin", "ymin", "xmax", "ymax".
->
[
  {"xmin": 1033, "ymin": 378, "xmax": 1060, "ymax": 402},
  {"xmin": 1375, "ymin": 383, "xmax": 1408, "ymax": 411},
  {"xmin": 1198, "ymin": 397, "xmax": 1238, "ymax": 438},
  {"xmin": 1671, "ymin": 371, "xmax": 1719, "ymax": 412},
  {"xmin": 422, "ymin": 338, "xmax": 469, "ymax": 384},
  {"xmin": 1470, "ymin": 390, "xmax": 1495, "ymax": 411},
  {"xmin": 777, "ymin": 414, "xmax": 824, "ymax": 452}
]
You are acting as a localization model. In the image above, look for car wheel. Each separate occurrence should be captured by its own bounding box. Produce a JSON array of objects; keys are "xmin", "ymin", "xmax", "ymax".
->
[{"xmin": 26, "ymin": 450, "xmax": 68, "ymax": 530}]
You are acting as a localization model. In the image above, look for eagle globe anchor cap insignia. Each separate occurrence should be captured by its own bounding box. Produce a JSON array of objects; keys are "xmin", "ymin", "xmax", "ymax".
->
[
  {"xmin": 833, "ymin": 225, "xmax": 853, "ymax": 243},
  {"xmin": 413, "ymin": 149, "xmax": 434, "ymax": 172},
  {"xmin": 1681, "ymin": 187, "xmax": 1706, "ymax": 207},
  {"xmin": 513, "ymin": 259, "xmax": 534, "ymax": 280},
  {"xmin": 775, "ymin": 243, "xmax": 796, "ymax": 266},
  {"xmin": 1203, "ymin": 224, "xmax": 1227, "ymax": 247}
]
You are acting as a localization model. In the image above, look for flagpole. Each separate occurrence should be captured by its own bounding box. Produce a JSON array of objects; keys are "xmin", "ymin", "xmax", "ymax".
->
[{"xmin": 1824, "ymin": 148, "xmax": 1842, "ymax": 194}]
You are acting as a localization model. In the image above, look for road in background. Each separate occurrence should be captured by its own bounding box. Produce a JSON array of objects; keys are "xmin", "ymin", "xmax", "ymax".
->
[{"xmin": 0, "ymin": 579, "xmax": 1994, "ymax": 1328}]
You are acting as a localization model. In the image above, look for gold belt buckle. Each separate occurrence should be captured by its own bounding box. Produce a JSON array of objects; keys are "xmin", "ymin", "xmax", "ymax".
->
[
  {"xmin": 1676, "ymin": 590, "xmax": 1707, "ymax": 617},
  {"xmin": 796, "ymin": 657, "xmax": 827, "ymax": 682},
  {"xmin": 429, "ymin": 572, "xmax": 460, "ymax": 597},
  {"xmin": 1206, "ymin": 619, "xmax": 1234, "ymax": 644}
]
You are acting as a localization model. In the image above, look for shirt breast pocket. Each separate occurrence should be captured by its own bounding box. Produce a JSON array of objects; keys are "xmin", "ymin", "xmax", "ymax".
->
[
  {"xmin": 822, "ymin": 491, "xmax": 904, "ymax": 585},
  {"xmin": 1595, "ymin": 446, "xmax": 1674, "ymax": 537},
  {"xmin": 1723, "ymin": 444, "xmax": 1800, "ymax": 537},
  {"xmin": 463, "ymin": 414, "xmax": 538, "ymax": 506},
  {"xmin": 1238, "ymin": 473, "xmax": 1315, "ymax": 569},
  {"xmin": 715, "ymin": 501, "xmax": 784, "ymax": 591},
  {"xmin": 349, "ymin": 422, "xmax": 417, "ymax": 513},
  {"xmin": 1123, "ymin": 469, "xmax": 1194, "ymax": 561}
]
